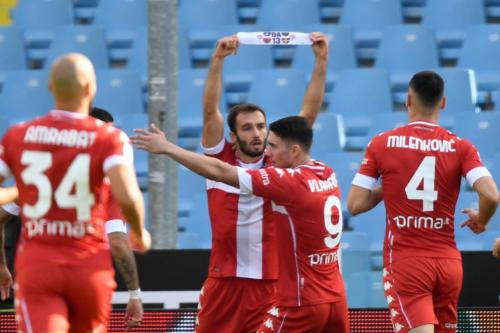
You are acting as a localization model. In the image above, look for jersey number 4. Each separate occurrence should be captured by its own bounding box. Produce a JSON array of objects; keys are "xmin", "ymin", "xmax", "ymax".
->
[
  {"xmin": 21, "ymin": 151, "xmax": 95, "ymax": 220},
  {"xmin": 405, "ymin": 156, "xmax": 438, "ymax": 212}
]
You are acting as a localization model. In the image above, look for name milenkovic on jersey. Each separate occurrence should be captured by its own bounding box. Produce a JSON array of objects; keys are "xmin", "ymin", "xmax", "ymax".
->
[
  {"xmin": 387, "ymin": 136, "xmax": 456, "ymax": 153},
  {"xmin": 393, "ymin": 215, "xmax": 451, "ymax": 230},
  {"xmin": 25, "ymin": 219, "xmax": 96, "ymax": 239},
  {"xmin": 24, "ymin": 125, "xmax": 97, "ymax": 148}
]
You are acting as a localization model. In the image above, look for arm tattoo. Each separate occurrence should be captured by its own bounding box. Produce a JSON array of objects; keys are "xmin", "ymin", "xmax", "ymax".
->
[{"xmin": 111, "ymin": 237, "xmax": 140, "ymax": 290}]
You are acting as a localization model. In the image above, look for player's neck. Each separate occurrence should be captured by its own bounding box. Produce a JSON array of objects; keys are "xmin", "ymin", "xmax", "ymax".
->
[
  {"xmin": 408, "ymin": 110, "xmax": 439, "ymax": 124},
  {"xmin": 54, "ymin": 101, "xmax": 90, "ymax": 115},
  {"xmin": 291, "ymin": 154, "xmax": 312, "ymax": 169}
]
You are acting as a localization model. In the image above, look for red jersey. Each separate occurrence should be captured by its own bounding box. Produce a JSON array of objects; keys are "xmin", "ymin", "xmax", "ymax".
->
[
  {"xmin": 0, "ymin": 110, "xmax": 133, "ymax": 262},
  {"xmin": 238, "ymin": 160, "xmax": 346, "ymax": 307},
  {"xmin": 353, "ymin": 120, "xmax": 490, "ymax": 265},
  {"xmin": 203, "ymin": 139, "xmax": 278, "ymax": 280},
  {"xmin": 101, "ymin": 182, "xmax": 127, "ymax": 234}
]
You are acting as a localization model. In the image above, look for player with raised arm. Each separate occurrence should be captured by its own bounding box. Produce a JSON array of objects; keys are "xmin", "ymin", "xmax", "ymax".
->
[
  {"xmin": 131, "ymin": 116, "xmax": 349, "ymax": 333},
  {"xmin": 0, "ymin": 107, "xmax": 145, "ymax": 329},
  {"xmin": 346, "ymin": 71, "xmax": 499, "ymax": 333},
  {"xmin": 0, "ymin": 53, "xmax": 150, "ymax": 332},
  {"xmin": 187, "ymin": 32, "xmax": 329, "ymax": 332}
]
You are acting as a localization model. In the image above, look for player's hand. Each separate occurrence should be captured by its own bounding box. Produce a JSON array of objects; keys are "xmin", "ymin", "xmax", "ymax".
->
[
  {"xmin": 310, "ymin": 32, "xmax": 329, "ymax": 60},
  {"xmin": 493, "ymin": 238, "xmax": 500, "ymax": 258},
  {"xmin": 131, "ymin": 124, "xmax": 170, "ymax": 154},
  {"xmin": 129, "ymin": 229, "xmax": 152, "ymax": 253},
  {"xmin": 125, "ymin": 298, "xmax": 143, "ymax": 329},
  {"xmin": 460, "ymin": 208, "xmax": 486, "ymax": 234},
  {"xmin": 213, "ymin": 36, "xmax": 239, "ymax": 59},
  {"xmin": 0, "ymin": 264, "xmax": 13, "ymax": 301}
]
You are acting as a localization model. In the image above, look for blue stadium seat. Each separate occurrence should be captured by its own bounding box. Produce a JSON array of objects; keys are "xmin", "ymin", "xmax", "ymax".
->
[
  {"xmin": 421, "ymin": 0, "xmax": 486, "ymax": 61},
  {"xmin": 323, "ymin": 152, "xmax": 363, "ymax": 206},
  {"xmin": 184, "ymin": 193, "xmax": 212, "ymax": 249},
  {"xmin": 94, "ymin": 70, "xmax": 144, "ymax": 115},
  {"xmin": 177, "ymin": 232, "xmax": 201, "ymax": 249},
  {"xmin": 178, "ymin": 165, "xmax": 206, "ymax": 218},
  {"xmin": 215, "ymin": 25, "xmax": 274, "ymax": 105},
  {"xmin": 0, "ymin": 115, "xmax": 9, "ymax": 138},
  {"xmin": 178, "ymin": 69, "xmax": 227, "ymax": 139},
  {"xmin": 454, "ymin": 111, "xmax": 500, "ymax": 158},
  {"xmin": 458, "ymin": 25, "xmax": 500, "ymax": 92},
  {"xmin": 328, "ymin": 68, "xmax": 393, "ymax": 136},
  {"xmin": 346, "ymin": 271, "xmax": 387, "ymax": 308},
  {"xmin": 45, "ymin": 26, "xmax": 109, "ymax": 69},
  {"xmin": 311, "ymin": 113, "xmax": 346, "ymax": 160},
  {"xmin": 113, "ymin": 113, "xmax": 149, "ymax": 189},
  {"xmin": 340, "ymin": 0, "xmax": 403, "ymax": 60},
  {"xmin": 349, "ymin": 202, "xmax": 386, "ymax": 252},
  {"xmin": 375, "ymin": 25, "xmax": 439, "ymax": 88},
  {"xmin": 178, "ymin": 0, "xmax": 238, "ymax": 31},
  {"xmin": 340, "ymin": 231, "xmax": 371, "ymax": 281},
  {"xmin": 126, "ymin": 26, "xmax": 148, "ymax": 89},
  {"xmin": 257, "ymin": 0, "xmax": 321, "ymax": 62},
  {"xmin": 93, "ymin": 0, "xmax": 147, "ymax": 47},
  {"xmin": 12, "ymin": 0, "xmax": 74, "ymax": 49},
  {"xmin": 293, "ymin": 24, "xmax": 356, "ymax": 89},
  {"xmin": 246, "ymin": 69, "xmax": 307, "ymax": 122},
  {"xmin": 257, "ymin": 0, "xmax": 321, "ymax": 31},
  {"xmin": 0, "ymin": 27, "xmax": 26, "ymax": 90},
  {"xmin": 0, "ymin": 27, "xmax": 27, "ymax": 72},
  {"xmin": 0, "ymin": 70, "xmax": 52, "ymax": 123}
]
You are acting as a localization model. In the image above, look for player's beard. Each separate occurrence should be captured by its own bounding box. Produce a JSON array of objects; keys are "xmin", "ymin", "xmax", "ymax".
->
[{"xmin": 236, "ymin": 135, "xmax": 266, "ymax": 158}]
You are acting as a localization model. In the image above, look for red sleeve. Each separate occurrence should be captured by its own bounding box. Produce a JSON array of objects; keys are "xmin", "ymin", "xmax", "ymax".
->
[
  {"xmin": 202, "ymin": 138, "xmax": 234, "ymax": 161},
  {"xmin": 238, "ymin": 166, "xmax": 298, "ymax": 206},
  {"xmin": 352, "ymin": 136, "xmax": 381, "ymax": 190},
  {"xmin": 458, "ymin": 138, "xmax": 490, "ymax": 186},
  {"xmin": 101, "ymin": 127, "xmax": 134, "ymax": 173}
]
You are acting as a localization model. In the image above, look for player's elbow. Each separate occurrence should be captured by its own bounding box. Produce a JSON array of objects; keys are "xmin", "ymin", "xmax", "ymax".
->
[{"xmin": 347, "ymin": 198, "xmax": 362, "ymax": 216}]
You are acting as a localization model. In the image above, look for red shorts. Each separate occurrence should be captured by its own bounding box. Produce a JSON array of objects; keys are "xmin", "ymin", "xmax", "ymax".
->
[
  {"xmin": 15, "ymin": 249, "xmax": 116, "ymax": 333},
  {"xmin": 256, "ymin": 300, "xmax": 349, "ymax": 333},
  {"xmin": 196, "ymin": 277, "xmax": 276, "ymax": 333},
  {"xmin": 384, "ymin": 257, "xmax": 462, "ymax": 333}
]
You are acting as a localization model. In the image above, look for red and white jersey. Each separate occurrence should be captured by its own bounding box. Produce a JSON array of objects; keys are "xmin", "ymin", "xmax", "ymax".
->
[
  {"xmin": 238, "ymin": 160, "xmax": 346, "ymax": 307},
  {"xmin": 203, "ymin": 139, "xmax": 278, "ymax": 280},
  {"xmin": 100, "ymin": 182, "xmax": 127, "ymax": 234},
  {"xmin": 0, "ymin": 110, "xmax": 133, "ymax": 262},
  {"xmin": 353, "ymin": 120, "xmax": 490, "ymax": 265}
]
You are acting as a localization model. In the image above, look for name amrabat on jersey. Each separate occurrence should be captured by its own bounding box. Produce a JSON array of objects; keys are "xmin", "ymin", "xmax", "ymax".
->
[
  {"xmin": 386, "ymin": 136, "xmax": 456, "ymax": 153},
  {"xmin": 24, "ymin": 125, "xmax": 96, "ymax": 148}
]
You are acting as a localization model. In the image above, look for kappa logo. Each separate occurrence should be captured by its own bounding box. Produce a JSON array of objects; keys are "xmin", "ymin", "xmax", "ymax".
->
[
  {"xmin": 383, "ymin": 268, "xmax": 388, "ymax": 277},
  {"xmin": 268, "ymin": 306, "xmax": 280, "ymax": 317},
  {"xmin": 394, "ymin": 323, "xmax": 405, "ymax": 332},
  {"xmin": 264, "ymin": 319, "xmax": 274, "ymax": 330},
  {"xmin": 386, "ymin": 295, "xmax": 395, "ymax": 304},
  {"xmin": 384, "ymin": 281, "xmax": 392, "ymax": 291},
  {"xmin": 390, "ymin": 309, "xmax": 399, "ymax": 318}
]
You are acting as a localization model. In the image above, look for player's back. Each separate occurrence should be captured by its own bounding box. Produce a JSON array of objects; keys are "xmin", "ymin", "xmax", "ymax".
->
[
  {"xmin": 269, "ymin": 161, "xmax": 345, "ymax": 307},
  {"xmin": 0, "ymin": 110, "xmax": 130, "ymax": 260},
  {"xmin": 366, "ymin": 120, "xmax": 485, "ymax": 263}
]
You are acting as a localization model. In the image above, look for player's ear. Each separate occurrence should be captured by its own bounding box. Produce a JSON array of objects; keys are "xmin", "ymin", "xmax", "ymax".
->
[
  {"xmin": 406, "ymin": 93, "xmax": 412, "ymax": 109},
  {"xmin": 229, "ymin": 131, "xmax": 237, "ymax": 144},
  {"xmin": 440, "ymin": 96, "xmax": 446, "ymax": 110}
]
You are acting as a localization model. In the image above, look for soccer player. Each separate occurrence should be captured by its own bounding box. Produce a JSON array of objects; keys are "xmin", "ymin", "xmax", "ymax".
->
[
  {"xmin": 131, "ymin": 116, "xmax": 349, "ymax": 333},
  {"xmin": 346, "ymin": 71, "xmax": 499, "ymax": 333},
  {"xmin": 0, "ymin": 53, "xmax": 150, "ymax": 332},
  {"xmin": 192, "ymin": 32, "xmax": 329, "ymax": 333},
  {"xmin": 0, "ymin": 107, "xmax": 145, "ymax": 329}
]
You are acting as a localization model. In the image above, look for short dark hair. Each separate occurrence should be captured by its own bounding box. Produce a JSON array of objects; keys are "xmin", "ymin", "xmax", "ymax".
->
[
  {"xmin": 227, "ymin": 103, "xmax": 266, "ymax": 133},
  {"xmin": 409, "ymin": 71, "xmax": 444, "ymax": 108},
  {"xmin": 90, "ymin": 107, "xmax": 114, "ymax": 123},
  {"xmin": 269, "ymin": 116, "xmax": 313, "ymax": 152}
]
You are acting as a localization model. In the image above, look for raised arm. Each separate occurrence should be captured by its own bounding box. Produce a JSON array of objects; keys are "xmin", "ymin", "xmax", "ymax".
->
[
  {"xmin": 299, "ymin": 32, "xmax": 329, "ymax": 126},
  {"xmin": 202, "ymin": 36, "xmax": 239, "ymax": 148},
  {"xmin": 132, "ymin": 125, "xmax": 239, "ymax": 188},
  {"xmin": 461, "ymin": 176, "xmax": 499, "ymax": 233}
]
